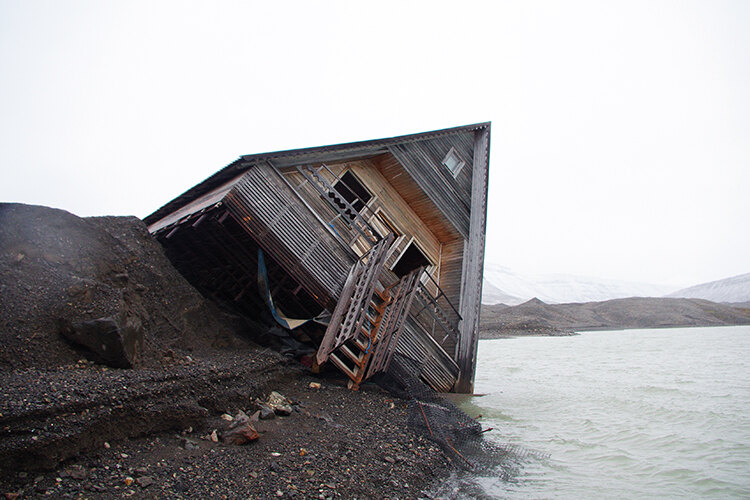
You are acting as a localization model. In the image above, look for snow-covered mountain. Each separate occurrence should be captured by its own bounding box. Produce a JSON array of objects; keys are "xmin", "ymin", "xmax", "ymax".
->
[
  {"xmin": 667, "ymin": 273, "xmax": 750, "ymax": 303},
  {"xmin": 482, "ymin": 264, "xmax": 675, "ymax": 305},
  {"xmin": 481, "ymin": 280, "xmax": 522, "ymax": 305}
]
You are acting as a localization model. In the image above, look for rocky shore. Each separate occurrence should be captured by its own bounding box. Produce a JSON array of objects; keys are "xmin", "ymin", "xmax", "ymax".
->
[
  {"xmin": 0, "ymin": 204, "xmax": 456, "ymax": 498},
  {"xmin": 0, "ymin": 353, "xmax": 451, "ymax": 499}
]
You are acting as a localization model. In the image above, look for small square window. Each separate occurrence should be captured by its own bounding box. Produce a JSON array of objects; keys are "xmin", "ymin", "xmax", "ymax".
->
[{"xmin": 442, "ymin": 147, "xmax": 465, "ymax": 177}]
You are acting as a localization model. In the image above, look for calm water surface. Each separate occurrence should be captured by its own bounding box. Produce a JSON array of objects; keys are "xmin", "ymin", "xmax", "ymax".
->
[{"xmin": 447, "ymin": 326, "xmax": 750, "ymax": 499}]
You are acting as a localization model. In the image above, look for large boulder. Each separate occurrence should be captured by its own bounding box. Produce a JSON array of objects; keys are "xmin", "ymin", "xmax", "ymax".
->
[{"xmin": 59, "ymin": 313, "xmax": 143, "ymax": 368}]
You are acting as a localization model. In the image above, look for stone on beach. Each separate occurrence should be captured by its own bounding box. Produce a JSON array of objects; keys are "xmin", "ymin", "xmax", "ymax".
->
[
  {"xmin": 222, "ymin": 410, "xmax": 259, "ymax": 445},
  {"xmin": 267, "ymin": 391, "xmax": 293, "ymax": 416}
]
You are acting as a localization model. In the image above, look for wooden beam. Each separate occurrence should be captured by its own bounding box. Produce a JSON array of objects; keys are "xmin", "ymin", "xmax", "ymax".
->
[{"xmin": 454, "ymin": 126, "xmax": 490, "ymax": 393}]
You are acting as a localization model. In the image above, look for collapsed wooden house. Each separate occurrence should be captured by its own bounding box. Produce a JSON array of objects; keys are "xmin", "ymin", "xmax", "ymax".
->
[{"xmin": 144, "ymin": 123, "xmax": 490, "ymax": 393}]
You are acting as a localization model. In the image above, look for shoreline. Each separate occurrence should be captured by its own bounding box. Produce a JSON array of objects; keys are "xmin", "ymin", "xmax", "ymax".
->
[
  {"xmin": 481, "ymin": 330, "xmax": 579, "ymax": 339},
  {"xmin": 480, "ymin": 322, "xmax": 750, "ymax": 340},
  {"xmin": 0, "ymin": 349, "xmax": 453, "ymax": 498}
]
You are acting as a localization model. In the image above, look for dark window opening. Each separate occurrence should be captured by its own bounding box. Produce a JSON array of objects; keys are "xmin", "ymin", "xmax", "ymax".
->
[
  {"xmin": 330, "ymin": 171, "xmax": 372, "ymax": 220},
  {"xmin": 392, "ymin": 242, "xmax": 430, "ymax": 278}
]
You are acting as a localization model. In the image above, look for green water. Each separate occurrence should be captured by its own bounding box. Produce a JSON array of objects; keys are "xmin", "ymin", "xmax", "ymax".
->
[{"xmin": 439, "ymin": 326, "xmax": 750, "ymax": 499}]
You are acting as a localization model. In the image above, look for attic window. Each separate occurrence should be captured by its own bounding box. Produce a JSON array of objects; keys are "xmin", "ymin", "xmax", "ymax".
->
[{"xmin": 442, "ymin": 147, "xmax": 465, "ymax": 177}]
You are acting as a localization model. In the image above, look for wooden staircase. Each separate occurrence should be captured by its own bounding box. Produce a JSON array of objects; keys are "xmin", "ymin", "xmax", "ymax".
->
[{"xmin": 315, "ymin": 235, "xmax": 423, "ymax": 389}]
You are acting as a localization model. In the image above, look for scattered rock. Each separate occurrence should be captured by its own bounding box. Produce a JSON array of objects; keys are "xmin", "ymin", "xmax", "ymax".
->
[
  {"xmin": 274, "ymin": 405, "xmax": 292, "ymax": 416},
  {"xmin": 65, "ymin": 464, "xmax": 88, "ymax": 480},
  {"xmin": 179, "ymin": 436, "xmax": 200, "ymax": 450},
  {"xmin": 124, "ymin": 476, "xmax": 134, "ymax": 486},
  {"xmin": 221, "ymin": 413, "xmax": 234, "ymax": 421},
  {"xmin": 136, "ymin": 476, "xmax": 153, "ymax": 488},
  {"xmin": 267, "ymin": 391, "xmax": 293, "ymax": 416},
  {"xmin": 222, "ymin": 410, "xmax": 259, "ymax": 445},
  {"xmin": 210, "ymin": 430, "xmax": 219, "ymax": 443},
  {"xmin": 308, "ymin": 382, "xmax": 321, "ymax": 390},
  {"xmin": 259, "ymin": 404, "xmax": 275, "ymax": 420}
]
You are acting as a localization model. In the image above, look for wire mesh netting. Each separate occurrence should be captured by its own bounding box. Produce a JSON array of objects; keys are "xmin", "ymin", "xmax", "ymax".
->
[{"xmin": 375, "ymin": 353, "xmax": 547, "ymax": 485}]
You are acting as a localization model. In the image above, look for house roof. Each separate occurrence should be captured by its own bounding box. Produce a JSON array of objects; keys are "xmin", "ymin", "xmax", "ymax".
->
[{"xmin": 144, "ymin": 122, "xmax": 490, "ymax": 227}]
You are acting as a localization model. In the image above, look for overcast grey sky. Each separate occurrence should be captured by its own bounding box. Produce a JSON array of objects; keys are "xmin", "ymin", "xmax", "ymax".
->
[{"xmin": 1, "ymin": 0, "xmax": 748, "ymax": 287}]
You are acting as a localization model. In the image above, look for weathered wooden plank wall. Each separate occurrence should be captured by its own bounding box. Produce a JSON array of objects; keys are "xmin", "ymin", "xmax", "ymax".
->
[
  {"xmin": 395, "ymin": 318, "xmax": 460, "ymax": 392},
  {"xmin": 374, "ymin": 154, "xmax": 460, "ymax": 244},
  {"xmin": 436, "ymin": 237, "xmax": 464, "ymax": 357},
  {"xmin": 223, "ymin": 163, "xmax": 355, "ymax": 310},
  {"xmin": 455, "ymin": 127, "xmax": 491, "ymax": 393},
  {"xmin": 282, "ymin": 159, "xmax": 447, "ymax": 292},
  {"xmin": 387, "ymin": 131, "xmax": 476, "ymax": 240},
  {"xmin": 147, "ymin": 173, "xmax": 245, "ymax": 233}
]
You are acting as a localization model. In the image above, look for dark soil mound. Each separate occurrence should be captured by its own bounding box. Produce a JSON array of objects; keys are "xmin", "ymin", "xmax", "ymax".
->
[{"xmin": 0, "ymin": 203, "xmax": 260, "ymax": 370}]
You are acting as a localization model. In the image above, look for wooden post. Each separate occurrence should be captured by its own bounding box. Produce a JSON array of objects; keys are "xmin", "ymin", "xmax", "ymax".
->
[{"xmin": 454, "ymin": 125, "xmax": 491, "ymax": 393}]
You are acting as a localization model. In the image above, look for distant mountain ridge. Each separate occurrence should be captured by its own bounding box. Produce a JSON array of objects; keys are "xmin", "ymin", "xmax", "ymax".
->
[
  {"xmin": 482, "ymin": 265, "xmax": 750, "ymax": 305},
  {"xmin": 482, "ymin": 264, "xmax": 674, "ymax": 305},
  {"xmin": 480, "ymin": 297, "xmax": 750, "ymax": 338},
  {"xmin": 667, "ymin": 273, "xmax": 750, "ymax": 304}
]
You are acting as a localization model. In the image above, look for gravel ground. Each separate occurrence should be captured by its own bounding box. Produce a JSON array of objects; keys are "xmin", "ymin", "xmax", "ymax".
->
[
  {"xmin": 0, "ymin": 351, "xmax": 452, "ymax": 499},
  {"xmin": 0, "ymin": 204, "xmax": 454, "ymax": 498}
]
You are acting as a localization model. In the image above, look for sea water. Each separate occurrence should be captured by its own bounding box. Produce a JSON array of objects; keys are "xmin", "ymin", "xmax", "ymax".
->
[{"xmin": 443, "ymin": 326, "xmax": 750, "ymax": 499}]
